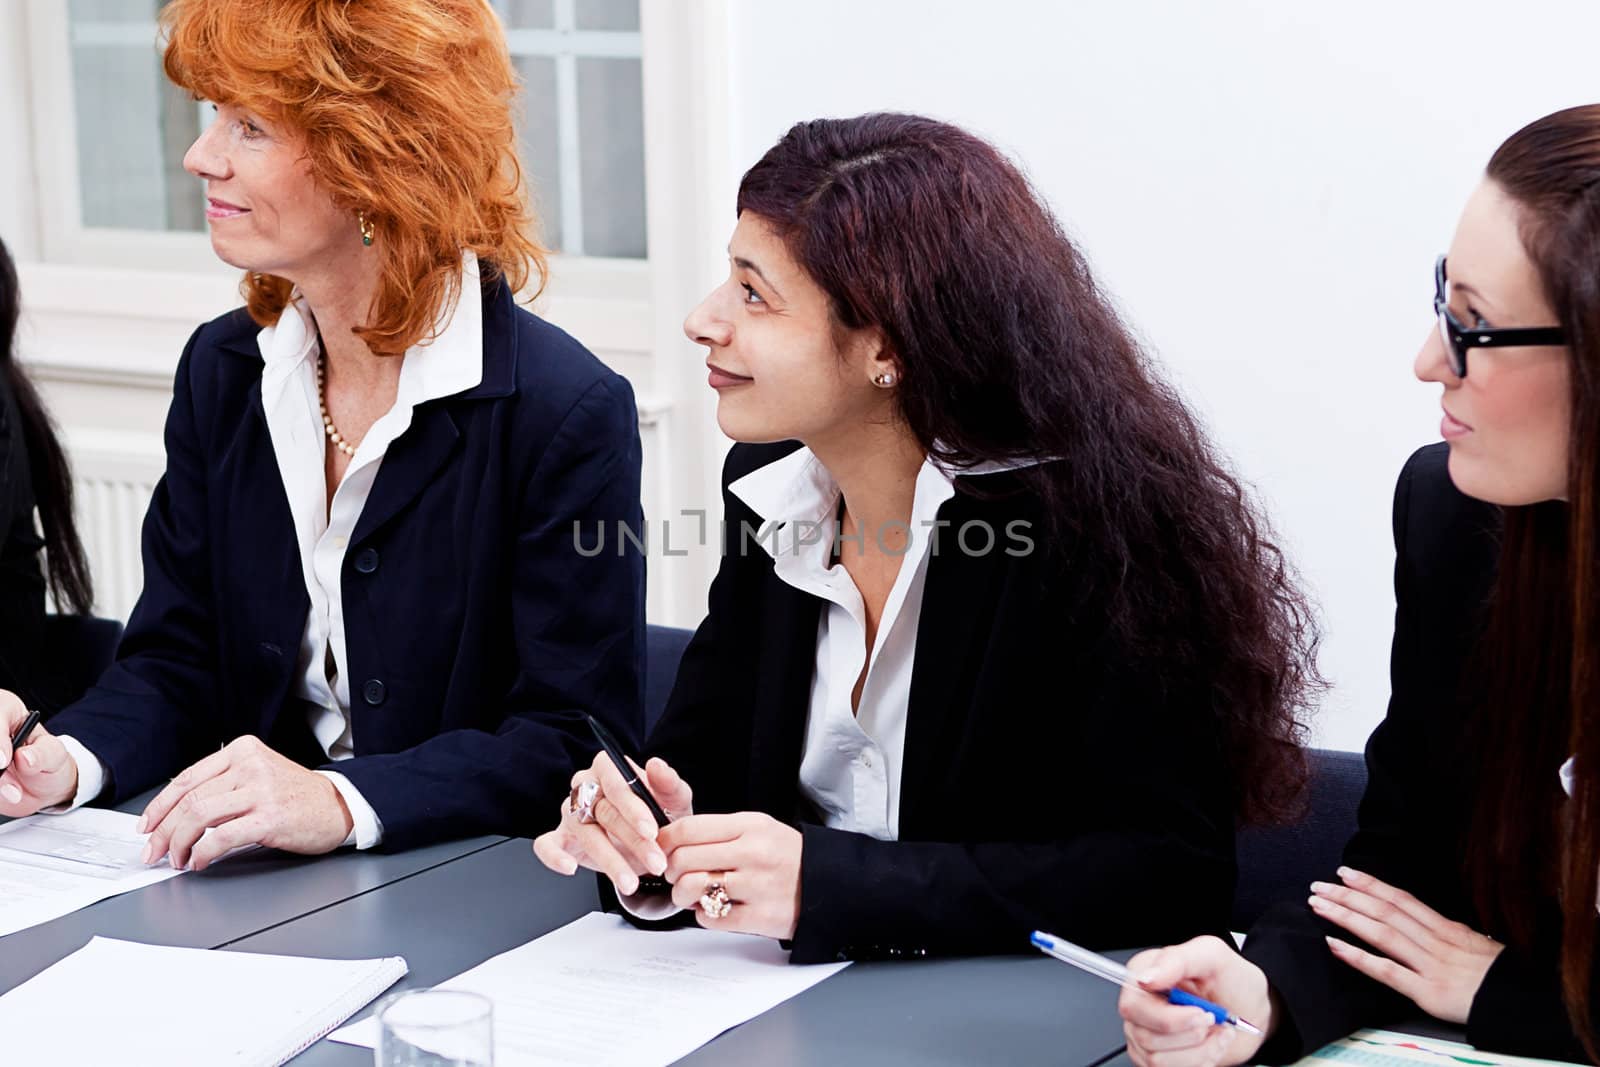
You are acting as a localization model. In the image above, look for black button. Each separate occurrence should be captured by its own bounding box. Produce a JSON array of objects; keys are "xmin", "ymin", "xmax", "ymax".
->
[
  {"xmin": 353, "ymin": 548, "xmax": 380, "ymax": 574},
  {"xmin": 362, "ymin": 679, "xmax": 387, "ymax": 705}
]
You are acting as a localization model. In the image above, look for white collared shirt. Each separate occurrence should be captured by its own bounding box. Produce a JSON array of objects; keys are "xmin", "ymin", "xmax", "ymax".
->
[
  {"xmin": 57, "ymin": 253, "xmax": 484, "ymax": 851},
  {"xmin": 729, "ymin": 445, "xmax": 1044, "ymax": 840}
]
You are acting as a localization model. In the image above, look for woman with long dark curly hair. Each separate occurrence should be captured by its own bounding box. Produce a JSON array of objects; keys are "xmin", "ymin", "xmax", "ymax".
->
[
  {"xmin": 0, "ymin": 236, "xmax": 94, "ymax": 710},
  {"xmin": 536, "ymin": 112, "xmax": 1322, "ymax": 962}
]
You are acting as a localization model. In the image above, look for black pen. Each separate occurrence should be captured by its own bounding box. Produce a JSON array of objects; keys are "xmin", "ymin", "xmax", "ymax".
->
[
  {"xmin": 585, "ymin": 713, "xmax": 670, "ymax": 827},
  {"xmin": 6, "ymin": 709, "xmax": 42, "ymax": 771}
]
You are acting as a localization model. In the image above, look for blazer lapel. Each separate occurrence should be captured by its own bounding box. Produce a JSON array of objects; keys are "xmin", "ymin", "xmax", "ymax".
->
[
  {"xmin": 350, "ymin": 405, "xmax": 461, "ymax": 545},
  {"xmin": 748, "ymin": 572, "xmax": 822, "ymax": 818},
  {"xmin": 899, "ymin": 492, "xmax": 1008, "ymax": 835}
]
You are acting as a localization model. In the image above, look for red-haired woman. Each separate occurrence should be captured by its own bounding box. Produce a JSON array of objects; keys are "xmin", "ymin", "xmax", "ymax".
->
[
  {"xmin": 1120, "ymin": 105, "xmax": 1600, "ymax": 1065},
  {"xmin": 0, "ymin": 0, "xmax": 644, "ymax": 865},
  {"xmin": 534, "ymin": 113, "xmax": 1322, "ymax": 962}
]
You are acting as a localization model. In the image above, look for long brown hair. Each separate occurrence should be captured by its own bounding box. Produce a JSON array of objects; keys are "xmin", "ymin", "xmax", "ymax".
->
[
  {"xmin": 0, "ymin": 237, "xmax": 92, "ymax": 615},
  {"xmin": 736, "ymin": 114, "xmax": 1323, "ymax": 824},
  {"xmin": 1470, "ymin": 104, "xmax": 1600, "ymax": 1055}
]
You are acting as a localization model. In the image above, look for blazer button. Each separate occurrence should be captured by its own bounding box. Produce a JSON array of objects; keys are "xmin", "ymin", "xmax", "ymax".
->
[
  {"xmin": 362, "ymin": 679, "xmax": 387, "ymax": 706},
  {"xmin": 353, "ymin": 547, "xmax": 380, "ymax": 574}
]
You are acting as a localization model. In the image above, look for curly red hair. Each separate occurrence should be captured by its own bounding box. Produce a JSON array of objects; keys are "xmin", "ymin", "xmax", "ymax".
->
[{"xmin": 160, "ymin": 0, "xmax": 546, "ymax": 354}]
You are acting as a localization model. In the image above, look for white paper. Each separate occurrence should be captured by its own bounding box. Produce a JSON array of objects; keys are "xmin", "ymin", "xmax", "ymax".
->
[
  {"xmin": 0, "ymin": 936, "xmax": 407, "ymax": 1066},
  {"xmin": 330, "ymin": 911, "xmax": 851, "ymax": 1067},
  {"xmin": 0, "ymin": 808, "xmax": 182, "ymax": 938}
]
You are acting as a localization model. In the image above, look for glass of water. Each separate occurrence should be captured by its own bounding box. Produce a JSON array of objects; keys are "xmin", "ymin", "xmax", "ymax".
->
[{"xmin": 375, "ymin": 989, "xmax": 493, "ymax": 1066}]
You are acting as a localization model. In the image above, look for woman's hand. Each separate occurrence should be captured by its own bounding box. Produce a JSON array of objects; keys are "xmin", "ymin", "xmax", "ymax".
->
[
  {"xmin": 1310, "ymin": 866, "xmax": 1503, "ymax": 1024},
  {"xmin": 657, "ymin": 812, "xmax": 803, "ymax": 940},
  {"xmin": 531, "ymin": 754, "xmax": 694, "ymax": 895},
  {"xmin": 1119, "ymin": 936, "xmax": 1274, "ymax": 1067},
  {"xmin": 137, "ymin": 736, "xmax": 354, "ymax": 870},
  {"xmin": 0, "ymin": 691, "xmax": 79, "ymax": 815}
]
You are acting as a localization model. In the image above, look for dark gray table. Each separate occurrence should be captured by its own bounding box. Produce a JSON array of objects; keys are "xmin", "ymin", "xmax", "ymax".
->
[
  {"xmin": 228, "ymin": 837, "xmax": 1134, "ymax": 1066},
  {"xmin": 0, "ymin": 788, "xmax": 506, "ymax": 994}
]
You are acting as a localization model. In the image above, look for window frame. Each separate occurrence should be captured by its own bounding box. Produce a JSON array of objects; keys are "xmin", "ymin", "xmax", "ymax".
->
[{"xmin": 22, "ymin": 0, "xmax": 654, "ymax": 299}]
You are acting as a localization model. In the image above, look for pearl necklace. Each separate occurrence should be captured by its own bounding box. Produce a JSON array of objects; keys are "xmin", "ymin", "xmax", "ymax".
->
[{"xmin": 315, "ymin": 352, "xmax": 358, "ymax": 457}]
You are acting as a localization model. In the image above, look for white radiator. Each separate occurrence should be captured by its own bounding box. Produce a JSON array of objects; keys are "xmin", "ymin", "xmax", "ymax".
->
[{"xmin": 63, "ymin": 430, "xmax": 164, "ymax": 623}]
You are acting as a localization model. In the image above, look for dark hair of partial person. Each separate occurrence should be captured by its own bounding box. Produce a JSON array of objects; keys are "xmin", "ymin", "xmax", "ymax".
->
[
  {"xmin": 0, "ymin": 238, "xmax": 92, "ymax": 615},
  {"xmin": 1466, "ymin": 103, "xmax": 1600, "ymax": 1059},
  {"xmin": 736, "ymin": 112, "xmax": 1323, "ymax": 827}
]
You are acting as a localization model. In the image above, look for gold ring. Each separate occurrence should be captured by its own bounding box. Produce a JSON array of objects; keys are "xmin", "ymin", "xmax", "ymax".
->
[{"xmin": 699, "ymin": 876, "xmax": 732, "ymax": 919}]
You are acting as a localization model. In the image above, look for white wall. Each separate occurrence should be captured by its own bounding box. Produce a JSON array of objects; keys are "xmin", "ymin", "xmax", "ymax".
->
[{"xmin": 724, "ymin": 0, "xmax": 1600, "ymax": 751}]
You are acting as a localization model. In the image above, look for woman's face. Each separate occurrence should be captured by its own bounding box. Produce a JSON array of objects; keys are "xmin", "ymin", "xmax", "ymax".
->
[
  {"xmin": 683, "ymin": 212, "xmax": 897, "ymax": 446},
  {"xmin": 182, "ymin": 102, "xmax": 358, "ymax": 279},
  {"xmin": 1415, "ymin": 179, "xmax": 1572, "ymax": 506}
]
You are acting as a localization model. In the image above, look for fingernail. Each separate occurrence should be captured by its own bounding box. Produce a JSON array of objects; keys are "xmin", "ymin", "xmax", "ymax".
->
[
  {"xmin": 18, "ymin": 749, "xmax": 34, "ymax": 769},
  {"xmin": 1307, "ymin": 895, "xmax": 1327, "ymax": 910},
  {"xmin": 1133, "ymin": 972, "xmax": 1156, "ymax": 986},
  {"xmin": 135, "ymin": 815, "xmax": 147, "ymax": 834},
  {"xmin": 1309, "ymin": 881, "xmax": 1331, "ymax": 894},
  {"xmin": 140, "ymin": 841, "xmax": 154, "ymax": 864},
  {"xmin": 169, "ymin": 854, "xmax": 182, "ymax": 870},
  {"xmin": 1325, "ymin": 936, "xmax": 1346, "ymax": 952},
  {"xmin": 1337, "ymin": 866, "xmax": 1355, "ymax": 880},
  {"xmin": 0, "ymin": 783, "xmax": 19, "ymax": 804},
  {"xmin": 648, "ymin": 850, "xmax": 667, "ymax": 875}
]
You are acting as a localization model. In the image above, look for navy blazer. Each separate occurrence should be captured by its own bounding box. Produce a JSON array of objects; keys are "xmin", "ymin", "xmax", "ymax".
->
[
  {"xmin": 49, "ymin": 276, "xmax": 645, "ymax": 851},
  {"xmin": 610, "ymin": 441, "xmax": 1235, "ymax": 963}
]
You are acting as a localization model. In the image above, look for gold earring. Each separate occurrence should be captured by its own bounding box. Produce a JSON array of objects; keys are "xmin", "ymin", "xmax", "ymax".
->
[
  {"xmin": 358, "ymin": 212, "xmax": 374, "ymax": 247},
  {"xmin": 873, "ymin": 372, "xmax": 896, "ymax": 387}
]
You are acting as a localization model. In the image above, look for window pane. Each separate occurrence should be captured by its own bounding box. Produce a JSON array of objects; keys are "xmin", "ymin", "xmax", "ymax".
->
[
  {"xmin": 69, "ymin": 0, "xmax": 201, "ymax": 231},
  {"xmin": 513, "ymin": 55, "xmax": 564, "ymax": 252},
  {"xmin": 575, "ymin": 0, "xmax": 640, "ymax": 32},
  {"xmin": 577, "ymin": 57, "xmax": 646, "ymax": 258},
  {"xmin": 496, "ymin": 0, "xmax": 554, "ymax": 30}
]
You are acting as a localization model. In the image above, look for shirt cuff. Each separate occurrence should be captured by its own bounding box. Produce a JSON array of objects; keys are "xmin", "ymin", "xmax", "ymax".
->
[
  {"xmin": 38, "ymin": 735, "xmax": 108, "ymax": 813},
  {"xmin": 316, "ymin": 770, "xmax": 384, "ymax": 850}
]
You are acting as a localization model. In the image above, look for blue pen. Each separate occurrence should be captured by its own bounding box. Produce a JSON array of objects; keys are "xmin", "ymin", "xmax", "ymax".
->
[{"xmin": 1030, "ymin": 930, "xmax": 1263, "ymax": 1036}]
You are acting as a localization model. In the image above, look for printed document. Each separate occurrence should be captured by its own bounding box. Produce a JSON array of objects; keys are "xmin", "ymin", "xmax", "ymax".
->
[
  {"xmin": 0, "ymin": 808, "xmax": 181, "ymax": 938},
  {"xmin": 331, "ymin": 911, "xmax": 850, "ymax": 1066}
]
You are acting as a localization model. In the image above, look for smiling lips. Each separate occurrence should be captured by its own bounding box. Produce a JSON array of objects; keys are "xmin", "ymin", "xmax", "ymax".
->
[
  {"xmin": 1441, "ymin": 406, "xmax": 1473, "ymax": 440},
  {"xmin": 707, "ymin": 363, "xmax": 753, "ymax": 390},
  {"xmin": 205, "ymin": 197, "xmax": 249, "ymax": 220}
]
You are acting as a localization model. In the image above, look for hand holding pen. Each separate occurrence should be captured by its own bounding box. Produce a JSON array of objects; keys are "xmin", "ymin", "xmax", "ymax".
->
[
  {"xmin": 0, "ymin": 691, "xmax": 80, "ymax": 816},
  {"xmin": 1110, "ymin": 934, "xmax": 1276, "ymax": 1067},
  {"xmin": 531, "ymin": 717, "xmax": 695, "ymax": 895}
]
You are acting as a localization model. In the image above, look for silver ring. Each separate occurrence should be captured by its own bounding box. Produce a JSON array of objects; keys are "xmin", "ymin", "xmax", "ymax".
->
[{"xmin": 572, "ymin": 780, "xmax": 600, "ymax": 824}]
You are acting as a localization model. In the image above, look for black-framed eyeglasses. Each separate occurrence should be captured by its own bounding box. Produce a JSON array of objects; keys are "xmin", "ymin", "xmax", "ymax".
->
[{"xmin": 1435, "ymin": 255, "xmax": 1565, "ymax": 377}]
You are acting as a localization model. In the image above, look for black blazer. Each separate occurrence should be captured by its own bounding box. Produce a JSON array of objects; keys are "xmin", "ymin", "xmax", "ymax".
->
[
  {"xmin": 614, "ymin": 440, "xmax": 1236, "ymax": 964},
  {"xmin": 48, "ymin": 277, "xmax": 646, "ymax": 851},
  {"xmin": 1244, "ymin": 443, "xmax": 1595, "ymax": 1062},
  {"xmin": 0, "ymin": 367, "xmax": 46, "ymax": 708}
]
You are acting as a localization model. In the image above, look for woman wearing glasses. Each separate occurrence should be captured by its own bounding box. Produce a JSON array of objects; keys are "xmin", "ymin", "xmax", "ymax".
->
[{"xmin": 1120, "ymin": 105, "xmax": 1600, "ymax": 1065}]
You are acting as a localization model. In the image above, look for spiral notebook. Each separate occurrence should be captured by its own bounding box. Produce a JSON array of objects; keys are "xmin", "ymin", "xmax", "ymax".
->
[{"xmin": 0, "ymin": 936, "xmax": 407, "ymax": 1066}]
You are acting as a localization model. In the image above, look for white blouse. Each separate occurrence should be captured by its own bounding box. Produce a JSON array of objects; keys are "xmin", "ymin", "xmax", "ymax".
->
[
  {"xmin": 617, "ymin": 443, "xmax": 1041, "ymax": 918},
  {"xmin": 729, "ymin": 445, "xmax": 1043, "ymax": 840}
]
